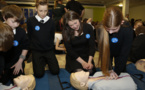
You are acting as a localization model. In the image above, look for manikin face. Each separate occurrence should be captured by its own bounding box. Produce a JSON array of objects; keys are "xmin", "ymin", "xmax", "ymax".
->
[
  {"xmin": 68, "ymin": 19, "xmax": 80, "ymax": 31},
  {"xmin": 4, "ymin": 18, "xmax": 20, "ymax": 29},
  {"xmin": 105, "ymin": 25, "xmax": 121, "ymax": 34},
  {"xmin": 14, "ymin": 75, "xmax": 31, "ymax": 89},
  {"xmin": 36, "ymin": 5, "xmax": 48, "ymax": 19},
  {"xmin": 75, "ymin": 70, "xmax": 89, "ymax": 83}
]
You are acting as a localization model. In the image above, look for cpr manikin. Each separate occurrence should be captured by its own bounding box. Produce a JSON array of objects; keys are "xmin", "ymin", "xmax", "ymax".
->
[
  {"xmin": 0, "ymin": 75, "xmax": 35, "ymax": 90},
  {"xmin": 70, "ymin": 70, "xmax": 137, "ymax": 90}
]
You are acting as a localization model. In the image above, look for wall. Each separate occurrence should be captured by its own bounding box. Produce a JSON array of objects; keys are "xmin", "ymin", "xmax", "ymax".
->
[
  {"xmin": 129, "ymin": 5, "xmax": 145, "ymax": 21},
  {"xmin": 83, "ymin": 6, "xmax": 105, "ymax": 22}
]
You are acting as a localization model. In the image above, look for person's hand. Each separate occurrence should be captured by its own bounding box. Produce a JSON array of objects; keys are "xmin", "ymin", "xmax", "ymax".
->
[
  {"xmin": 11, "ymin": 59, "xmax": 23, "ymax": 75},
  {"xmin": 105, "ymin": 70, "xmax": 118, "ymax": 80},
  {"xmin": 81, "ymin": 61, "xmax": 89, "ymax": 70},
  {"xmin": 87, "ymin": 62, "xmax": 93, "ymax": 70}
]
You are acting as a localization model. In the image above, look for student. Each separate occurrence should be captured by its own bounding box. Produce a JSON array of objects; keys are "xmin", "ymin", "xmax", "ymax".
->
[
  {"xmin": 97, "ymin": 6, "xmax": 133, "ymax": 79},
  {"xmin": 134, "ymin": 20, "xmax": 143, "ymax": 30},
  {"xmin": 52, "ymin": 0, "xmax": 66, "ymax": 31},
  {"xmin": 54, "ymin": 31, "xmax": 66, "ymax": 54},
  {"xmin": 129, "ymin": 26, "xmax": 145, "ymax": 63},
  {"xmin": 27, "ymin": 0, "xmax": 59, "ymax": 78},
  {"xmin": 1, "ymin": 5, "xmax": 29, "ymax": 84},
  {"xmin": 62, "ymin": 11, "xmax": 96, "ymax": 75},
  {"xmin": 0, "ymin": 22, "xmax": 14, "ymax": 79}
]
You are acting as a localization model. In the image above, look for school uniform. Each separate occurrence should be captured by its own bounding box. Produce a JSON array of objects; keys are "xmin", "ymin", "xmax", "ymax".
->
[
  {"xmin": 109, "ymin": 25, "xmax": 133, "ymax": 75},
  {"xmin": 0, "ymin": 27, "xmax": 28, "ymax": 84},
  {"xmin": 27, "ymin": 15, "xmax": 59, "ymax": 77},
  {"xmin": 64, "ymin": 23, "xmax": 96, "ymax": 74}
]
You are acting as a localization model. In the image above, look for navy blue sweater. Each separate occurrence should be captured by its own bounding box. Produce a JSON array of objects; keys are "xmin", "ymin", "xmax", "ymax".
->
[
  {"xmin": 4, "ymin": 27, "xmax": 28, "ymax": 68},
  {"xmin": 109, "ymin": 25, "xmax": 133, "ymax": 75},
  {"xmin": 27, "ymin": 16, "xmax": 55, "ymax": 51}
]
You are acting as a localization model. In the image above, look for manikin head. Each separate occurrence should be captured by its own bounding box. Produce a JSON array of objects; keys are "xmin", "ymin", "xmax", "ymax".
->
[
  {"xmin": 70, "ymin": 70, "xmax": 89, "ymax": 90},
  {"xmin": 13, "ymin": 75, "xmax": 36, "ymax": 90},
  {"xmin": 135, "ymin": 59, "xmax": 145, "ymax": 72}
]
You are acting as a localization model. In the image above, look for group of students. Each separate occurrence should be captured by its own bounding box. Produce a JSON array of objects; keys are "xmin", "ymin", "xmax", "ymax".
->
[{"xmin": 0, "ymin": 0, "xmax": 143, "ymax": 89}]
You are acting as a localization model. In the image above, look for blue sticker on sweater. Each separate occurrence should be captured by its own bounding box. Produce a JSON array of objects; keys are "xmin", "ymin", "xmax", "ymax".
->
[
  {"xmin": 86, "ymin": 34, "xmax": 90, "ymax": 39},
  {"xmin": 13, "ymin": 40, "xmax": 19, "ymax": 46},
  {"xmin": 111, "ymin": 37, "xmax": 118, "ymax": 43},
  {"xmin": 35, "ymin": 26, "xmax": 40, "ymax": 31}
]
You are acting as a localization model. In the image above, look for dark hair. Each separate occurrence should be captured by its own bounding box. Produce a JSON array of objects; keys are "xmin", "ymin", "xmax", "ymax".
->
[
  {"xmin": 62, "ymin": 11, "xmax": 83, "ymax": 42},
  {"xmin": 0, "ymin": 21, "xmax": 14, "ymax": 51},
  {"xmin": 2, "ymin": 5, "xmax": 24, "ymax": 23},
  {"xmin": 103, "ymin": 6, "xmax": 123, "ymax": 28},
  {"xmin": 54, "ymin": 0, "xmax": 63, "ymax": 9},
  {"xmin": 35, "ymin": 0, "xmax": 48, "ymax": 8},
  {"xmin": 135, "ymin": 26, "xmax": 145, "ymax": 36}
]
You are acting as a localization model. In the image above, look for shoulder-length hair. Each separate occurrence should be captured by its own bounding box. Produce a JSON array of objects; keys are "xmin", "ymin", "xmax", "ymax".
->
[
  {"xmin": 62, "ymin": 11, "xmax": 83, "ymax": 42},
  {"xmin": 103, "ymin": 6, "xmax": 123, "ymax": 28}
]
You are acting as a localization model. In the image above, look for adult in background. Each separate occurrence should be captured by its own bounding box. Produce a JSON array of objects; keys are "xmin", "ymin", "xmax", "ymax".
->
[
  {"xmin": 66, "ymin": 0, "xmax": 85, "ymax": 19},
  {"xmin": 52, "ymin": 0, "xmax": 66, "ymax": 31}
]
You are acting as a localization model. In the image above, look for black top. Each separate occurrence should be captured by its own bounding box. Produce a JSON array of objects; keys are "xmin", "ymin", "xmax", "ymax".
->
[
  {"xmin": 109, "ymin": 25, "xmax": 133, "ymax": 75},
  {"xmin": 52, "ymin": 3, "xmax": 65, "ymax": 22},
  {"xmin": 4, "ymin": 27, "xmax": 28, "ymax": 68},
  {"xmin": 129, "ymin": 34, "xmax": 145, "ymax": 63},
  {"xmin": 0, "ymin": 54, "xmax": 4, "ymax": 75},
  {"xmin": 64, "ymin": 23, "xmax": 96, "ymax": 72},
  {"xmin": 66, "ymin": 0, "xmax": 84, "ymax": 16},
  {"xmin": 27, "ymin": 16, "xmax": 55, "ymax": 51}
]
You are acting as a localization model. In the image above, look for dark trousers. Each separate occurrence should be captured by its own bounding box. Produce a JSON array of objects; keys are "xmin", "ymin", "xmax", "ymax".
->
[{"xmin": 32, "ymin": 50, "xmax": 59, "ymax": 78}]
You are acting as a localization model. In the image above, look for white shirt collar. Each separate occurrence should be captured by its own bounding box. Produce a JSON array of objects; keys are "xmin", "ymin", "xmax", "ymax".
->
[
  {"xmin": 13, "ymin": 29, "xmax": 16, "ymax": 35},
  {"xmin": 35, "ymin": 14, "xmax": 50, "ymax": 23}
]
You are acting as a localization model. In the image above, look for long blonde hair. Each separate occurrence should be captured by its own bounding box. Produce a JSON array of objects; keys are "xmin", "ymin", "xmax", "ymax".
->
[{"xmin": 96, "ymin": 24, "xmax": 110, "ymax": 76}]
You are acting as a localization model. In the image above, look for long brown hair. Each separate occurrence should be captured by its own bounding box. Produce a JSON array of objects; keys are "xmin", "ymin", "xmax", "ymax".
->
[
  {"xmin": 103, "ymin": 6, "xmax": 123, "ymax": 28},
  {"xmin": 62, "ymin": 11, "xmax": 83, "ymax": 42},
  {"xmin": 96, "ymin": 24, "xmax": 110, "ymax": 76}
]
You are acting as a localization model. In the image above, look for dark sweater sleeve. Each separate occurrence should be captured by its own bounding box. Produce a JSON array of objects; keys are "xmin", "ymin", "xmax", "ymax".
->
[
  {"xmin": 20, "ymin": 28, "xmax": 29, "ymax": 50},
  {"xmin": 87, "ymin": 24, "xmax": 96, "ymax": 56},
  {"xmin": 114, "ymin": 27, "xmax": 133, "ymax": 75},
  {"xmin": 0, "ymin": 55, "xmax": 4, "ymax": 75},
  {"xmin": 27, "ymin": 18, "xmax": 32, "ymax": 41},
  {"xmin": 50, "ymin": 20, "xmax": 55, "ymax": 42}
]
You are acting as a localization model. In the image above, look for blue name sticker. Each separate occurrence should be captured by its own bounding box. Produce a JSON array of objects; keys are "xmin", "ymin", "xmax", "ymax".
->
[
  {"xmin": 86, "ymin": 34, "xmax": 90, "ymax": 39},
  {"xmin": 13, "ymin": 40, "xmax": 19, "ymax": 46},
  {"xmin": 35, "ymin": 26, "xmax": 40, "ymax": 31},
  {"xmin": 111, "ymin": 37, "xmax": 118, "ymax": 43}
]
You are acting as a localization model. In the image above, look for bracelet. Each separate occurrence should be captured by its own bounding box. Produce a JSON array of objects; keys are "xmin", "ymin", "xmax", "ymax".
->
[{"xmin": 19, "ymin": 55, "xmax": 26, "ymax": 60}]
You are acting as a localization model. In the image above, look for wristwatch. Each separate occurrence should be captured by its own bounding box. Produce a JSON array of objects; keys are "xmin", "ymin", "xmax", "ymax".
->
[{"xmin": 19, "ymin": 55, "xmax": 26, "ymax": 60}]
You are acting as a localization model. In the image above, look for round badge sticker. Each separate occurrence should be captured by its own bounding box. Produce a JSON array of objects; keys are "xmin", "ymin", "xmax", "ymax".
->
[
  {"xmin": 13, "ymin": 40, "xmax": 19, "ymax": 46},
  {"xmin": 111, "ymin": 37, "xmax": 118, "ymax": 43},
  {"xmin": 86, "ymin": 34, "xmax": 90, "ymax": 39},
  {"xmin": 35, "ymin": 26, "xmax": 40, "ymax": 31}
]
